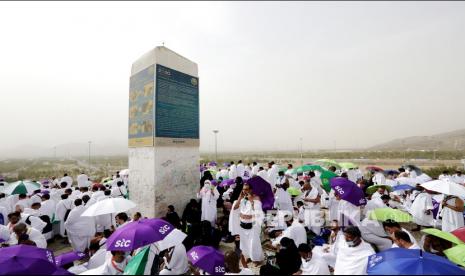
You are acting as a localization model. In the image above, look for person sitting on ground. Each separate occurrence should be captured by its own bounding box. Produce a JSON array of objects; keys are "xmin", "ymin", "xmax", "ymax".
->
[
  {"xmin": 382, "ymin": 219, "xmax": 418, "ymax": 248},
  {"xmin": 224, "ymin": 250, "xmax": 253, "ymax": 275},
  {"xmin": 114, "ymin": 212, "xmax": 130, "ymax": 229},
  {"xmin": 393, "ymin": 230, "xmax": 420, "ymax": 249},
  {"xmin": 275, "ymin": 237, "xmax": 302, "ymax": 275},
  {"xmin": 102, "ymin": 251, "xmax": 131, "ymax": 275},
  {"xmin": 159, "ymin": 242, "xmax": 189, "ymax": 275},
  {"xmin": 11, "ymin": 222, "xmax": 47, "ymax": 248},
  {"xmin": 132, "ymin": 212, "xmax": 142, "ymax": 222},
  {"xmin": 164, "ymin": 205, "xmax": 181, "ymax": 229},
  {"xmin": 333, "ymin": 226, "xmax": 375, "ymax": 275},
  {"xmin": 295, "ymin": 243, "xmax": 330, "ymax": 275}
]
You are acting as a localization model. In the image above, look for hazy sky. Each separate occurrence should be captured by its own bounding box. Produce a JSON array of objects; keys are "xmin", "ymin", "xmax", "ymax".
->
[{"xmin": 1, "ymin": 1, "xmax": 465, "ymax": 154}]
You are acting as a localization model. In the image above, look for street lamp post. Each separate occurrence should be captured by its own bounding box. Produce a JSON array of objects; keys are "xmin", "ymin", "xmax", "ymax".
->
[
  {"xmin": 213, "ymin": 130, "xmax": 219, "ymax": 161},
  {"xmin": 88, "ymin": 141, "xmax": 91, "ymax": 169}
]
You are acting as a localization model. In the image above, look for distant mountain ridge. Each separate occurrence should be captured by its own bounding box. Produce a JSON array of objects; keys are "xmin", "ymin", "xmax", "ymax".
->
[{"xmin": 370, "ymin": 128, "xmax": 465, "ymax": 151}]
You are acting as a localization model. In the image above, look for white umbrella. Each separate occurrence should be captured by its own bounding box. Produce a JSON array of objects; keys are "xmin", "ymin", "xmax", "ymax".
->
[
  {"xmin": 119, "ymin": 169, "xmax": 129, "ymax": 176},
  {"xmin": 81, "ymin": 198, "xmax": 137, "ymax": 217},
  {"xmin": 421, "ymin": 180, "xmax": 465, "ymax": 198},
  {"xmin": 154, "ymin": 229, "xmax": 187, "ymax": 251}
]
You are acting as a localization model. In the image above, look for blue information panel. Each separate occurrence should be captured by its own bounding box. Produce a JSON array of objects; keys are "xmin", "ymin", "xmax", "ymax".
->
[
  {"xmin": 128, "ymin": 65, "xmax": 155, "ymax": 147},
  {"xmin": 155, "ymin": 64, "xmax": 199, "ymax": 139}
]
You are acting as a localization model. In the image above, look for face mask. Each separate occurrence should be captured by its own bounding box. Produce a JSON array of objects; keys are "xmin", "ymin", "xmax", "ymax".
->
[
  {"xmin": 346, "ymin": 238, "xmax": 359, "ymax": 247},
  {"xmin": 204, "ymin": 184, "xmax": 210, "ymax": 189},
  {"xmin": 430, "ymin": 248, "xmax": 439, "ymax": 253}
]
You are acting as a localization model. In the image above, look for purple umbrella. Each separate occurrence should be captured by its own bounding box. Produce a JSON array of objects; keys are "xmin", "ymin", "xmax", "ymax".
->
[
  {"xmin": 219, "ymin": 179, "xmax": 235, "ymax": 187},
  {"xmin": 208, "ymin": 161, "xmax": 217, "ymax": 167},
  {"xmin": 246, "ymin": 176, "xmax": 275, "ymax": 211},
  {"xmin": 330, "ymin": 177, "xmax": 367, "ymax": 206},
  {"xmin": 55, "ymin": 251, "xmax": 87, "ymax": 267},
  {"xmin": 0, "ymin": 245, "xmax": 58, "ymax": 275},
  {"xmin": 106, "ymin": 218, "xmax": 174, "ymax": 251},
  {"xmin": 187, "ymin": 246, "xmax": 225, "ymax": 275},
  {"xmin": 432, "ymin": 198, "xmax": 440, "ymax": 219}
]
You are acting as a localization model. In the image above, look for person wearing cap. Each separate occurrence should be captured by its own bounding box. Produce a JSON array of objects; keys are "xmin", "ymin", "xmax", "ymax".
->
[{"xmin": 334, "ymin": 226, "xmax": 375, "ymax": 275}]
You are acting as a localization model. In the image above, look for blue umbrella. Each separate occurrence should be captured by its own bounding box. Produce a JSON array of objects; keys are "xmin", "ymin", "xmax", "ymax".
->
[
  {"xmin": 384, "ymin": 170, "xmax": 399, "ymax": 175},
  {"xmin": 367, "ymin": 248, "xmax": 465, "ymax": 275},
  {"xmin": 393, "ymin": 184, "xmax": 415, "ymax": 192}
]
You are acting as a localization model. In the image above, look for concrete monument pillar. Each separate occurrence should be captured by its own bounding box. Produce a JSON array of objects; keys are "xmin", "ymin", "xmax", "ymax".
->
[{"xmin": 128, "ymin": 46, "xmax": 199, "ymax": 218}]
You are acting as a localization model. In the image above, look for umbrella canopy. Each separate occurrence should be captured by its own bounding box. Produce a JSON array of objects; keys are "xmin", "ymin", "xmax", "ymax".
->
[
  {"xmin": 339, "ymin": 162, "xmax": 358, "ymax": 170},
  {"xmin": 219, "ymin": 179, "xmax": 235, "ymax": 188},
  {"xmin": 0, "ymin": 245, "xmax": 59, "ymax": 275},
  {"xmin": 278, "ymin": 166, "xmax": 287, "ymax": 173},
  {"xmin": 367, "ymin": 248, "xmax": 465, "ymax": 275},
  {"xmin": 421, "ymin": 228, "xmax": 464, "ymax": 245},
  {"xmin": 330, "ymin": 177, "xmax": 367, "ymax": 206},
  {"xmin": 3, "ymin": 181, "xmax": 41, "ymax": 195},
  {"xmin": 452, "ymin": 227, "xmax": 465, "ymax": 243},
  {"xmin": 395, "ymin": 177, "xmax": 420, "ymax": 187},
  {"xmin": 421, "ymin": 180, "xmax": 465, "ymax": 198},
  {"xmin": 107, "ymin": 218, "xmax": 174, "ymax": 251},
  {"xmin": 384, "ymin": 169, "xmax": 400, "ymax": 175},
  {"xmin": 320, "ymin": 170, "xmax": 338, "ymax": 193},
  {"xmin": 444, "ymin": 244, "xmax": 465, "ymax": 267},
  {"xmin": 366, "ymin": 166, "xmax": 384, "ymax": 172},
  {"xmin": 369, "ymin": 208, "xmax": 412, "ymax": 222},
  {"xmin": 315, "ymin": 159, "xmax": 341, "ymax": 169},
  {"xmin": 287, "ymin": 187, "xmax": 302, "ymax": 196},
  {"xmin": 119, "ymin": 169, "xmax": 129, "ymax": 176},
  {"xmin": 366, "ymin": 185, "xmax": 393, "ymax": 195},
  {"xmin": 208, "ymin": 161, "xmax": 217, "ymax": 167},
  {"xmin": 101, "ymin": 177, "xmax": 113, "ymax": 183},
  {"xmin": 403, "ymin": 164, "xmax": 422, "ymax": 176},
  {"xmin": 292, "ymin": 165, "xmax": 324, "ymax": 174},
  {"xmin": 55, "ymin": 251, "xmax": 87, "ymax": 267},
  {"xmin": 154, "ymin": 228, "xmax": 187, "ymax": 251},
  {"xmin": 124, "ymin": 246, "xmax": 150, "ymax": 275},
  {"xmin": 187, "ymin": 246, "xmax": 225, "ymax": 275},
  {"xmin": 393, "ymin": 184, "xmax": 415, "ymax": 192},
  {"xmin": 81, "ymin": 198, "xmax": 136, "ymax": 217},
  {"xmin": 246, "ymin": 176, "xmax": 275, "ymax": 211}
]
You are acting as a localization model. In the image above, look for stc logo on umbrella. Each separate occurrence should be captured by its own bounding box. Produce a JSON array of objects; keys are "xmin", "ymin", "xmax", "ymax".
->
[
  {"xmin": 215, "ymin": 266, "xmax": 225, "ymax": 273},
  {"xmin": 114, "ymin": 239, "xmax": 132, "ymax": 248},
  {"xmin": 159, "ymin": 225, "xmax": 171, "ymax": 235},
  {"xmin": 190, "ymin": 251, "xmax": 199, "ymax": 261},
  {"xmin": 334, "ymin": 186, "xmax": 345, "ymax": 195}
]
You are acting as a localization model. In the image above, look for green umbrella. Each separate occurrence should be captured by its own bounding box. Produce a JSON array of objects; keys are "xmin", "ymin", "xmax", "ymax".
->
[
  {"xmin": 368, "ymin": 208, "xmax": 412, "ymax": 222},
  {"xmin": 421, "ymin": 228, "xmax": 465, "ymax": 245},
  {"xmin": 366, "ymin": 185, "xmax": 393, "ymax": 195},
  {"xmin": 320, "ymin": 170, "xmax": 337, "ymax": 193},
  {"xmin": 339, "ymin": 162, "xmax": 358, "ymax": 170},
  {"xmin": 102, "ymin": 177, "xmax": 112, "ymax": 184},
  {"xmin": 444, "ymin": 244, "xmax": 465, "ymax": 267},
  {"xmin": 293, "ymin": 165, "xmax": 324, "ymax": 174},
  {"xmin": 3, "ymin": 181, "xmax": 41, "ymax": 195},
  {"xmin": 287, "ymin": 187, "xmax": 302, "ymax": 196},
  {"xmin": 278, "ymin": 166, "xmax": 287, "ymax": 173},
  {"xmin": 315, "ymin": 159, "xmax": 341, "ymax": 169},
  {"xmin": 124, "ymin": 246, "xmax": 150, "ymax": 275}
]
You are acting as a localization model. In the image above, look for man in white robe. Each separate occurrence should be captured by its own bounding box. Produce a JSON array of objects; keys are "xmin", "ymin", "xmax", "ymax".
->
[
  {"xmin": 10, "ymin": 222, "xmax": 47, "ymax": 248},
  {"xmin": 302, "ymin": 183, "xmax": 322, "ymax": 234},
  {"xmin": 236, "ymin": 160, "xmax": 245, "ymax": 178},
  {"xmin": 438, "ymin": 170, "xmax": 452, "ymax": 181},
  {"xmin": 439, "ymin": 195, "xmax": 464, "ymax": 232},
  {"xmin": 159, "ymin": 243, "xmax": 189, "ymax": 275},
  {"xmin": 234, "ymin": 184, "xmax": 264, "ymax": 267},
  {"xmin": 392, "ymin": 230, "xmax": 421, "ymax": 249},
  {"xmin": 101, "ymin": 251, "xmax": 131, "ymax": 275},
  {"xmin": 312, "ymin": 220, "xmax": 344, "ymax": 268},
  {"xmin": 274, "ymin": 183, "xmax": 293, "ymax": 214},
  {"xmin": 65, "ymin": 198, "xmax": 96, "ymax": 252},
  {"xmin": 251, "ymin": 162, "xmax": 259, "ymax": 176},
  {"xmin": 410, "ymin": 190, "xmax": 434, "ymax": 230},
  {"xmin": 356, "ymin": 218, "xmax": 392, "ymax": 252},
  {"xmin": 297, "ymin": 243, "xmax": 330, "ymax": 275},
  {"xmin": 334, "ymin": 226, "xmax": 375, "ymax": 275},
  {"xmin": 372, "ymin": 172, "xmax": 386, "ymax": 185},
  {"xmin": 197, "ymin": 181, "xmax": 219, "ymax": 226},
  {"xmin": 272, "ymin": 217, "xmax": 307, "ymax": 248},
  {"xmin": 363, "ymin": 195, "xmax": 390, "ymax": 218},
  {"xmin": 229, "ymin": 162, "xmax": 238, "ymax": 180},
  {"xmin": 55, "ymin": 194, "xmax": 74, "ymax": 237},
  {"xmin": 452, "ymin": 171, "xmax": 465, "ymax": 185},
  {"xmin": 382, "ymin": 219, "xmax": 418, "ymax": 248},
  {"xmin": 61, "ymin": 173, "xmax": 73, "ymax": 189},
  {"xmin": 77, "ymin": 172, "xmax": 90, "ymax": 188}
]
